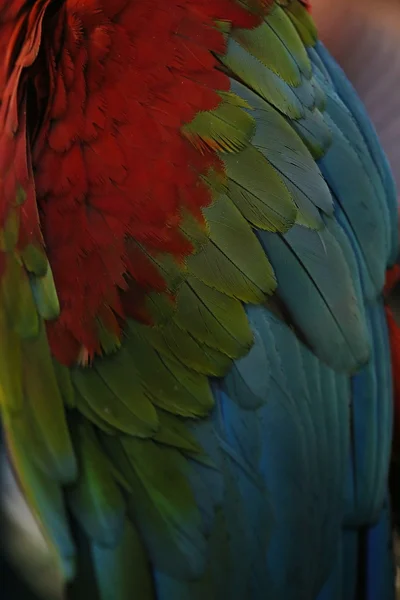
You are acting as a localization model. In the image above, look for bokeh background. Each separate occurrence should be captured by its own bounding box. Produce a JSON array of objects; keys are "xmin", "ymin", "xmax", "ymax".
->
[{"xmin": 1, "ymin": 1, "xmax": 399, "ymax": 598}]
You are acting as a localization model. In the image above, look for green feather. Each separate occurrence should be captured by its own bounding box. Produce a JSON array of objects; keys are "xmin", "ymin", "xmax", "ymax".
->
[
  {"xmin": 96, "ymin": 350, "xmax": 160, "ymax": 433},
  {"xmin": 188, "ymin": 194, "xmax": 276, "ymax": 302},
  {"xmin": 183, "ymin": 93, "xmax": 255, "ymax": 153},
  {"xmin": 0, "ymin": 306, "xmax": 23, "ymax": 412},
  {"xmin": 153, "ymin": 410, "xmax": 204, "ymax": 455},
  {"xmin": 232, "ymin": 21, "xmax": 301, "ymax": 86},
  {"xmin": 104, "ymin": 436, "xmax": 206, "ymax": 579},
  {"xmin": 75, "ymin": 389, "xmax": 117, "ymax": 435},
  {"xmin": 179, "ymin": 209, "xmax": 209, "ymax": 252},
  {"xmin": 265, "ymin": 3, "xmax": 312, "ymax": 78},
  {"xmin": 175, "ymin": 277, "xmax": 253, "ymax": 357},
  {"xmin": 1, "ymin": 254, "xmax": 39, "ymax": 337},
  {"xmin": 223, "ymin": 144, "xmax": 296, "ymax": 231},
  {"xmin": 22, "ymin": 321, "xmax": 77, "ymax": 482},
  {"xmin": 73, "ymin": 363, "xmax": 158, "ymax": 438},
  {"xmin": 21, "ymin": 243, "xmax": 49, "ymax": 277},
  {"xmin": 144, "ymin": 291, "xmax": 176, "ymax": 325},
  {"xmin": 125, "ymin": 321, "xmax": 215, "ymax": 417},
  {"xmin": 284, "ymin": 1, "xmax": 318, "ymax": 47},
  {"xmin": 142, "ymin": 320, "xmax": 231, "ymax": 377},
  {"xmin": 68, "ymin": 421, "xmax": 126, "ymax": 547},
  {"xmin": 53, "ymin": 359, "xmax": 75, "ymax": 408},
  {"xmin": 220, "ymin": 38, "xmax": 304, "ymax": 118},
  {"xmin": 30, "ymin": 265, "xmax": 60, "ymax": 320},
  {"xmin": 229, "ymin": 80, "xmax": 332, "ymax": 228},
  {"xmin": 4, "ymin": 417, "xmax": 76, "ymax": 580},
  {"xmin": 0, "ymin": 207, "xmax": 19, "ymax": 251},
  {"xmin": 96, "ymin": 318, "xmax": 121, "ymax": 355}
]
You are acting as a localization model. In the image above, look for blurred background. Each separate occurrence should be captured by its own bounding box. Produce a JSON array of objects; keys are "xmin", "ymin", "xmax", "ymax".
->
[{"xmin": 1, "ymin": 1, "xmax": 399, "ymax": 598}]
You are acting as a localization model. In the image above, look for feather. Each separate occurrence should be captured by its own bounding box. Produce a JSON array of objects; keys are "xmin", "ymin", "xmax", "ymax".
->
[
  {"xmin": 102, "ymin": 436, "xmax": 206, "ymax": 579},
  {"xmin": 266, "ymin": 3, "xmax": 312, "ymax": 78},
  {"xmin": 259, "ymin": 222, "xmax": 370, "ymax": 371},
  {"xmin": 90, "ymin": 520, "xmax": 154, "ymax": 600},
  {"xmin": 72, "ymin": 364, "xmax": 159, "ymax": 438},
  {"xmin": 232, "ymin": 21, "xmax": 302, "ymax": 86},
  {"xmin": 224, "ymin": 143, "xmax": 297, "ymax": 231},
  {"xmin": 220, "ymin": 38, "xmax": 304, "ymax": 118},
  {"xmin": 188, "ymin": 194, "xmax": 276, "ymax": 302},
  {"xmin": 229, "ymin": 80, "xmax": 332, "ymax": 224},
  {"xmin": 68, "ymin": 421, "xmax": 126, "ymax": 548},
  {"xmin": 313, "ymin": 41, "xmax": 399, "ymax": 265}
]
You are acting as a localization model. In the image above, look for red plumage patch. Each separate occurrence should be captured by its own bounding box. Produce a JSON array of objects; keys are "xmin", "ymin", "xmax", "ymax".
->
[
  {"xmin": 385, "ymin": 264, "xmax": 400, "ymax": 455},
  {"xmin": 0, "ymin": 0, "xmax": 270, "ymax": 363}
]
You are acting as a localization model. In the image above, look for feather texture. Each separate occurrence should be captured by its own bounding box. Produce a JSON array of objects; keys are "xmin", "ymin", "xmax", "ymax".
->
[{"xmin": 0, "ymin": 1, "xmax": 397, "ymax": 599}]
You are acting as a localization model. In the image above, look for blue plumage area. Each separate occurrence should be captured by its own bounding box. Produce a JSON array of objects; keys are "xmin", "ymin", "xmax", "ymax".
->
[{"xmin": 150, "ymin": 38, "xmax": 397, "ymax": 600}]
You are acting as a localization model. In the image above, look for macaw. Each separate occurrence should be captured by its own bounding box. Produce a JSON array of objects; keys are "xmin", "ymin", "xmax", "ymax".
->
[{"xmin": 0, "ymin": 1, "xmax": 398, "ymax": 599}]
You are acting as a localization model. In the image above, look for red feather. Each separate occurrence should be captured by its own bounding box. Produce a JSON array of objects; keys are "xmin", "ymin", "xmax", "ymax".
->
[
  {"xmin": 0, "ymin": 0, "xmax": 271, "ymax": 363},
  {"xmin": 385, "ymin": 264, "xmax": 400, "ymax": 455}
]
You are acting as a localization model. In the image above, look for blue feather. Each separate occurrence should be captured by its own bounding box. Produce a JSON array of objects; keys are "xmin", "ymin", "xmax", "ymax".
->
[
  {"xmin": 313, "ymin": 41, "xmax": 399, "ymax": 265},
  {"xmin": 258, "ymin": 223, "xmax": 370, "ymax": 371},
  {"xmin": 318, "ymin": 115, "xmax": 387, "ymax": 293},
  {"xmin": 365, "ymin": 501, "xmax": 396, "ymax": 600}
]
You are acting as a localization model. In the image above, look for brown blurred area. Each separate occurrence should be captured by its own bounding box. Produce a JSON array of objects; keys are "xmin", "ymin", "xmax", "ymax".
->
[{"xmin": 312, "ymin": 0, "xmax": 400, "ymax": 196}]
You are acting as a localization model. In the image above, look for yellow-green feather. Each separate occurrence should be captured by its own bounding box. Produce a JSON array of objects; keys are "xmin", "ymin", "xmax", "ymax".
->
[
  {"xmin": 284, "ymin": 1, "xmax": 318, "ymax": 47},
  {"xmin": 266, "ymin": 4, "xmax": 312, "ymax": 77}
]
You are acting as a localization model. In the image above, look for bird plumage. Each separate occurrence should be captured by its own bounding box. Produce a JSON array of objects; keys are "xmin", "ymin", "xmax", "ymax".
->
[{"xmin": 0, "ymin": 1, "xmax": 398, "ymax": 598}]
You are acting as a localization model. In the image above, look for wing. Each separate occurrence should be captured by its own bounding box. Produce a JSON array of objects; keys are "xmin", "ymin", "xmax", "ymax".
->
[{"xmin": 0, "ymin": 1, "xmax": 397, "ymax": 599}]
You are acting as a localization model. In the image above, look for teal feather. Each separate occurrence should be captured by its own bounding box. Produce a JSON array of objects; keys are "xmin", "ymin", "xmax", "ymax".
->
[
  {"xmin": 90, "ymin": 521, "xmax": 154, "ymax": 600},
  {"xmin": 318, "ymin": 115, "xmax": 387, "ymax": 294},
  {"xmin": 258, "ymin": 223, "xmax": 370, "ymax": 371},
  {"xmin": 291, "ymin": 107, "xmax": 332, "ymax": 160},
  {"xmin": 313, "ymin": 42, "xmax": 399, "ymax": 265},
  {"xmin": 316, "ymin": 74, "xmax": 392, "ymax": 264},
  {"xmin": 368, "ymin": 303, "xmax": 393, "ymax": 518},
  {"xmin": 290, "ymin": 75, "xmax": 315, "ymax": 109}
]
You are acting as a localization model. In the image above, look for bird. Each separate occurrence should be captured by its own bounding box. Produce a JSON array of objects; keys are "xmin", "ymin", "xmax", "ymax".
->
[{"xmin": 0, "ymin": 1, "xmax": 398, "ymax": 599}]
